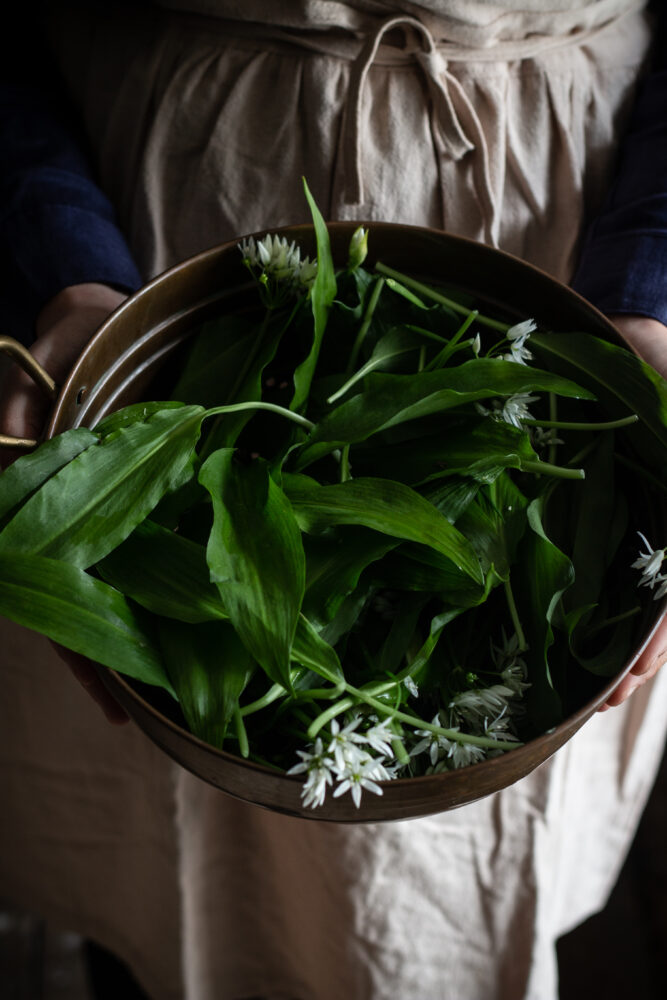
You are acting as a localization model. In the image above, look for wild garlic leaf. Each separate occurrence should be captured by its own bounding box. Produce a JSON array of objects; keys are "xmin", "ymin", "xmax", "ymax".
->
[
  {"xmin": 531, "ymin": 332, "xmax": 667, "ymax": 472},
  {"xmin": 157, "ymin": 618, "xmax": 254, "ymax": 746},
  {"xmin": 292, "ymin": 614, "xmax": 344, "ymax": 685},
  {"xmin": 0, "ymin": 427, "xmax": 97, "ymax": 523},
  {"xmin": 0, "ymin": 405, "xmax": 206, "ymax": 569},
  {"xmin": 514, "ymin": 497, "xmax": 575, "ymax": 729},
  {"xmin": 295, "ymin": 360, "xmax": 593, "ymax": 468},
  {"xmin": 290, "ymin": 178, "xmax": 337, "ymax": 413},
  {"xmin": 199, "ymin": 448, "xmax": 306, "ymax": 690},
  {"xmin": 283, "ymin": 476, "xmax": 484, "ymax": 586},
  {"xmin": 357, "ymin": 418, "xmax": 537, "ymax": 485},
  {"xmin": 97, "ymin": 519, "xmax": 227, "ymax": 623},
  {"xmin": 302, "ymin": 527, "xmax": 398, "ymax": 629},
  {"xmin": 93, "ymin": 400, "xmax": 186, "ymax": 438},
  {"xmin": 0, "ymin": 552, "xmax": 172, "ymax": 693},
  {"xmin": 326, "ymin": 328, "xmax": 423, "ymax": 404}
]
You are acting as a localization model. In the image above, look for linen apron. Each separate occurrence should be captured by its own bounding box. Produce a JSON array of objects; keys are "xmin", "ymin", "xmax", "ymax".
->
[{"xmin": 1, "ymin": 3, "xmax": 665, "ymax": 998}]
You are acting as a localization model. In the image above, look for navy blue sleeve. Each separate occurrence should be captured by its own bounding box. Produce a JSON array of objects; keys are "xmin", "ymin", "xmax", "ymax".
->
[
  {"xmin": 0, "ymin": 21, "xmax": 142, "ymax": 346},
  {"xmin": 572, "ymin": 19, "xmax": 667, "ymax": 325}
]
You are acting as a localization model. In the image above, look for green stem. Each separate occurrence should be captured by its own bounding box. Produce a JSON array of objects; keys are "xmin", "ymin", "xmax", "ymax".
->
[
  {"xmin": 240, "ymin": 682, "xmax": 287, "ymax": 717},
  {"xmin": 548, "ymin": 392, "xmax": 558, "ymax": 467},
  {"xmin": 585, "ymin": 606, "xmax": 641, "ymax": 638},
  {"xmin": 345, "ymin": 685, "xmax": 521, "ymax": 751},
  {"xmin": 233, "ymin": 708, "xmax": 250, "ymax": 758},
  {"xmin": 307, "ymin": 697, "xmax": 356, "ymax": 737},
  {"xmin": 391, "ymin": 736, "xmax": 411, "ymax": 766},
  {"xmin": 340, "ymin": 444, "xmax": 352, "ymax": 482},
  {"xmin": 522, "ymin": 459, "xmax": 585, "ymax": 480},
  {"xmin": 347, "ymin": 276, "xmax": 385, "ymax": 373},
  {"xmin": 504, "ymin": 577, "xmax": 528, "ymax": 652},
  {"xmin": 425, "ymin": 310, "xmax": 478, "ymax": 371},
  {"xmin": 525, "ymin": 414, "xmax": 638, "ymax": 431},
  {"xmin": 204, "ymin": 400, "xmax": 314, "ymax": 432},
  {"xmin": 375, "ymin": 262, "xmax": 510, "ymax": 332}
]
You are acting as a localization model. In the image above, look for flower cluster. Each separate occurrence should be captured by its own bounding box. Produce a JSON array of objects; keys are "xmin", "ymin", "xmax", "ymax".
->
[
  {"xmin": 632, "ymin": 532, "xmax": 667, "ymax": 600},
  {"xmin": 477, "ymin": 392, "xmax": 539, "ymax": 430},
  {"xmin": 288, "ymin": 716, "xmax": 397, "ymax": 809},
  {"xmin": 502, "ymin": 319, "xmax": 536, "ymax": 365},
  {"xmin": 238, "ymin": 234, "xmax": 317, "ymax": 306}
]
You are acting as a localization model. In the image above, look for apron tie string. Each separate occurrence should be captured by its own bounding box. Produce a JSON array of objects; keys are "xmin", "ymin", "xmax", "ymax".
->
[{"xmin": 342, "ymin": 15, "xmax": 498, "ymax": 245}]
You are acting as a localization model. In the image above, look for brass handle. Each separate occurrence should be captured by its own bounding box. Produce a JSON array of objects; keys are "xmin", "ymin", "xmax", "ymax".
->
[{"xmin": 0, "ymin": 336, "xmax": 59, "ymax": 449}]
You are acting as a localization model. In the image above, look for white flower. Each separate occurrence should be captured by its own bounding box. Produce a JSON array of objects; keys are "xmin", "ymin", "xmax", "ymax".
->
[
  {"xmin": 476, "ymin": 393, "xmax": 539, "ymax": 430},
  {"xmin": 471, "ymin": 333, "xmax": 481, "ymax": 357},
  {"xmin": 503, "ymin": 319, "xmax": 536, "ymax": 365},
  {"xmin": 238, "ymin": 233, "xmax": 317, "ymax": 297},
  {"xmin": 490, "ymin": 630, "xmax": 530, "ymax": 696},
  {"xmin": 531, "ymin": 426, "xmax": 563, "ymax": 450},
  {"xmin": 632, "ymin": 532, "xmax": 666, "ymax": 590},
  {"xmin": 450, "ymin": 684, "xmax": 515, "ymax": 726},
  {"xmin": 501, "ymin": 660, "xmax": 530, "ymax": 697},
  {"xmin": 500, "ymin": 392, "xmax": 539, "ymax": 429},
  {"xmin": 482, "ymin": 706, "xmax": 520, "ymax": 742},
  {"xmin": 411, "ymin": 715, "xmax": 458, "ymax": 766},
  {"xmin": 332, "ymin": 757, "xmax": 385, "ymax": 808},
  {"xmin": 404, "ymin": 676, "xmax": 419, "ymax": 698},
  {"xmin": 328, "ymin": 716, "xmax": 367, "ymax": 771},
  {"xmin": 363, "ymin": 718, "xmax": 396, "ymax": 757},
  {"xmin": 447, "ymin": 741, "xmax": 487, "ymax": 769},
  {"xmin": 654, "ymin": 576, "xmax": 667, "ymax": 600},
  {"xmin": 287, "ymin": 738, "xmax": 336, "ymax": 809},
  {"xmin": 298, "ymin": 257, "xmax": 318, "ymax": 288}
]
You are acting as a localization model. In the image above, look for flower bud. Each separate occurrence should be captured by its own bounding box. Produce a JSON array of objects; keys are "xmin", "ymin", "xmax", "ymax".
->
[{"xmin": 347, "ymin": 226, "xmax": 368, "ymax": 271}]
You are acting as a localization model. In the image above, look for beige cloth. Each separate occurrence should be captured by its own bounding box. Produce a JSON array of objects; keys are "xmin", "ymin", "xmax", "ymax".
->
[{"xmin": 2, "ymin": 2, "xmax": 665, "ymax": 999}]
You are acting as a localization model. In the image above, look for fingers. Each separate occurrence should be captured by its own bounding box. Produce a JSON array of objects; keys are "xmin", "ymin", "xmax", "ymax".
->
[
  {"xmin": 0, "ymin": 284, "xmax": 126, "ymax": 463},
  {"xmin": 599, "ymin": 613, "xmax": 667, "ymax": 711},
  {"xmin": 608, "ymin": 314, "xmax": 667, "ymax": 378}
]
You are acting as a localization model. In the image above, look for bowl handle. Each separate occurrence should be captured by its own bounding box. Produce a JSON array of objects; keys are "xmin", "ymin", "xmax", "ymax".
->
[{"xmin": 0, "ymin": 336, "xmax": 58, "ymax": 449}]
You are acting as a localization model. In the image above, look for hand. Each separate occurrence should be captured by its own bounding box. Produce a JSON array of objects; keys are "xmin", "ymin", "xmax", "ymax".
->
[
  {"xmin": 600, "ymin": 314, "xmax": 667, "ymax": 710},
  {"xmin": 0, "ymin": 282, "xmax": 127, "ymax": 451},
  {"xmin": 608, "ymin": 313, "xmax": 667, "ymax": 379},
  {"xmin": 1, "ymin": 282, "xmax": 130, "ymax": 723}
]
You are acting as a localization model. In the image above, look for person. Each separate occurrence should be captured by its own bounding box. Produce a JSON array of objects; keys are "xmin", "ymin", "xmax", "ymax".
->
[{"xmin": 1, "ymin": 2, "xmax": 666, "ymax": 998}]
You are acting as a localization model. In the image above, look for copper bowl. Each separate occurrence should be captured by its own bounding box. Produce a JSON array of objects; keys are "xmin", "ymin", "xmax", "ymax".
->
[{"xmin": 34, "ymin": 223, "xmax": 666, "ymax": 822}]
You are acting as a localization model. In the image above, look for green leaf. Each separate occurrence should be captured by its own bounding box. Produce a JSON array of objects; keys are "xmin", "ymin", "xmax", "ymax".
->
[
  {"xmin": 93, "ymin": 401, "xmax": 186, "ymax": 438},
  {"xmin": 371, "ymin": 544, "xmax": 488, "ymax": 602},
  {"xmin": 0, "ymin": 552, "xmax": 172, "ymax": 692},
  {"xmin": 327, "ymin": 328, "xmax": 422, "ymax": 404},
  {"xmin": 0, "ymin": 406, "xmax": 206, "ymax": 568},
  {"xmin": 514, "ymin": 497, "xmax": 575, "ymax": 729},
  {"xmin": 290, "ymin": 179, "xmax": 337, "ymax": 412},
  {"xmin": 157, "ymin": 618, "xmax": 254, "ymax": 746},
  {"xmin": 97, "ymin": 519, "xmax": 227, "ymax": 623},
  {"xmin": 531, "ymin": 332, "xmax": 667, "ymax": 472},
  {"xmin": 455, "ymin": 476, "xmax": 529, "ymax": 580},
  {"xmin": 357, "ymin": 418, "xmax": 538, "ymax": 485},
  {"xmin": 199, "ymin": 449, "xmax": 306, "ymax": 689},
  {"xmin": 563, "ymin": 432, "xmax": 618, "ymax": 616},
  {"xmin": 302, "ymin": 527, "xmax": 398, "ymax": 628},
  {"xmin": 177, "ymin": 311, "xmax": 285, "ymax": 451},
  {"xmin": 0, "ymin": 428, "xmax": 97, "ymax": 523},
  {"xmin": 295, "ymin": 360, "xmax": 593, "ymax": 469},
  {"xmin": 292, "ymin": 614, "xmax": 344, "ymax": 685},
  {"xmin": 170, "ymin": 314, "xmax": 263, "ymax": 408},
  {"xmin": 284, "ymin": 476, "xmax": 484, "ymax": 585}
]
